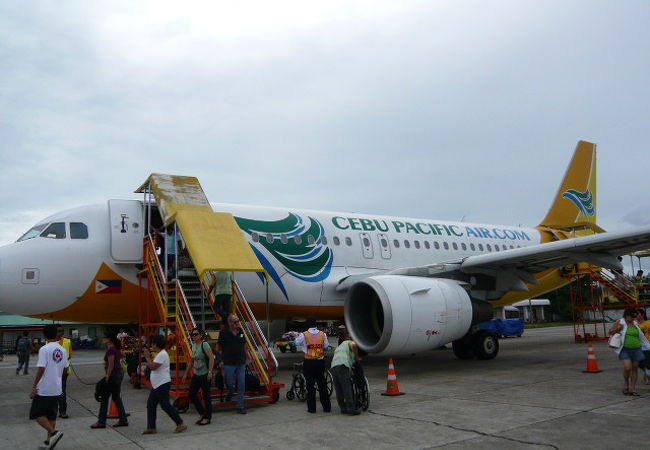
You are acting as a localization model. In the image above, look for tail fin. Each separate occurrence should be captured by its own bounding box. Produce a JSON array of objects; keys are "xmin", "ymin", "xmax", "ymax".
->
[{"xmin": 539, "ymin": 140, "xmax": 599, "ymax": 230}]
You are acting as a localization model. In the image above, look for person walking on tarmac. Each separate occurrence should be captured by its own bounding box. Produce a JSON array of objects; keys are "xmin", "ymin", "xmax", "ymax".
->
[
  {"xmin": 91, "ymin": 332, "xmax": 129, "ymax": 429},
  {"xmin": 292, "ymin": 317, "xmax": 331, "ymax": 413},
  {"xmin": 219, "ymin": 314, "xmax": 248, "ymax": 415},
  {"xmin": 56, "ymin": 325, "xmax": 73, "ymax": 419},
  {"xmin": 183, "ymin": 327, "xmax": 217, "ymax": 425},
  {"xmin": 16, "ymin": 331, "xmax": 32, "ymax": 375}
]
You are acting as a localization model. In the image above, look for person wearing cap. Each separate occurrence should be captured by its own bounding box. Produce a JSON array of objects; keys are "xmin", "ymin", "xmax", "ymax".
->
[
  {"xmin": 292, "ymin": 317, "xmax": 331, "ymax": 413},
  {"xmin": 56, "ymin": 325, "xmax": 73, "ymax": 419}
]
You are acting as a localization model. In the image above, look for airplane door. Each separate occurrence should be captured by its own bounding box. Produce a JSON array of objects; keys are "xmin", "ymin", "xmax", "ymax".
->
[
  {"xmin": 108, "ymin": 200, "xmax": 144, "ymax": 263},
  {"xmin": 377, "ymin": 233, "xmax": 391, "ymax": 259},
  {"xmin": 359, "ymin": 232, "xmax": 374, "ymax": 259}
]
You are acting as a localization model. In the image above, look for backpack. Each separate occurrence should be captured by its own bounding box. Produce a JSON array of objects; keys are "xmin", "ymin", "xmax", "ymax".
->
[{"xmin": 17, "ymin": 337, "xmax": 30, "ymax": 353}]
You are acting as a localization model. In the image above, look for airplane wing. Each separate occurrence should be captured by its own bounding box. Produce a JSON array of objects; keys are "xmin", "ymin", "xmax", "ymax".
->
[{"xmin": 336, "ymin": 226, "xmax": 650, "ymax": 293}]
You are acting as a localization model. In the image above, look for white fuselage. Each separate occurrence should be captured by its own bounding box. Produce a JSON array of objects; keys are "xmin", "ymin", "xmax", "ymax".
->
[{"xmin": 0, "ymin": 200, "xmax": 541, "ymax": 321}]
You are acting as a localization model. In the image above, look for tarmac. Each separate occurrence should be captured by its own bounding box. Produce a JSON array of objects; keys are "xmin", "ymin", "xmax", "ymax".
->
[{"xmin": 1, "ymin": 325, "xmax": 649, "ymax": 450}]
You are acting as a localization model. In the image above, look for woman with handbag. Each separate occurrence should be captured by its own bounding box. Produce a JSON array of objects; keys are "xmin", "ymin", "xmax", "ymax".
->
[
  {"xmin": 182, "ymin": 327, "xmax": 216, "ymax": 425},
  {"xmin": 91, "ymin": 332, "xmax": 129, "ymax": 428},
  {"xmin": 608, "ymin": 307, "xmax": 650, "ymax": 396}
]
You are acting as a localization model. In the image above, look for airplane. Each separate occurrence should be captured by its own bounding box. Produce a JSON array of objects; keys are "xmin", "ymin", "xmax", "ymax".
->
[{"xmin": 1, "ymin": 140, "xmax": 649, "ymax": 359}]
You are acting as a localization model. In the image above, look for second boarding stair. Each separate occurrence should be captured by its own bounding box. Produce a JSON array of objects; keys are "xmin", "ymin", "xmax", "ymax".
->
[{"xmin": 137, "ymin": 174, "xmax": 283, "ymax": 408}]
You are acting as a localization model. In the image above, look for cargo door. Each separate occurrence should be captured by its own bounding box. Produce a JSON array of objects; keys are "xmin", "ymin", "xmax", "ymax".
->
[{"xmin": 108, "ymin": 199, "xmax": 144, "ymax": 263}]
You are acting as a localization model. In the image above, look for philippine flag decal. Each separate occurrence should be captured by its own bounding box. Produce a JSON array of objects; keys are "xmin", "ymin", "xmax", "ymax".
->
[{"xmin": 95, "ymin": 279, "xmax": 123, "ymax": 294}]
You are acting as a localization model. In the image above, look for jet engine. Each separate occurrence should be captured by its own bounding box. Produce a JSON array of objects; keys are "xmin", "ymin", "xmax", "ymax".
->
[{"xmin": 345, "ymin": 275, "xmax": 495, "ymax": 356}]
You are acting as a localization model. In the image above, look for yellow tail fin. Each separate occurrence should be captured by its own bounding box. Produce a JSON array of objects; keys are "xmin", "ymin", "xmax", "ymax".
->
[{"xmin": 539, "ymin": 140, "xmax": 598, "ymax": 230}]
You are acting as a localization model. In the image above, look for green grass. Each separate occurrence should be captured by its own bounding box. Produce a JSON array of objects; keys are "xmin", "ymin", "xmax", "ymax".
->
[{"xmin": 526, "ymin": 321, "xmax": 574, "ymax": 328}]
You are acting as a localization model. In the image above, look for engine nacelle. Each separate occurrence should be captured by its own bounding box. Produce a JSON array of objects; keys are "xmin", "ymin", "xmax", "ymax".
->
[{"xmin": 345, "ymin": 275, "xmax": 491, "ymax": 355}]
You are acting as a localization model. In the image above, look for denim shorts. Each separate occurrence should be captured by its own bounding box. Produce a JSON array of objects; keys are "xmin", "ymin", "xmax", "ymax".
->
[{"xmin": 619, "ymin": 347, "xmax": 646, "ymax": 361}]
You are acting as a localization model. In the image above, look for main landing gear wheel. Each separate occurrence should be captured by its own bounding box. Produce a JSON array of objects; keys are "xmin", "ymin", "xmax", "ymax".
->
[
  {"xmin": 473, "ymin": 330, "xmax": 499, "ymax": 360},
  {"xmin": 452, "ymin": 336, "xmax": 475, "ymax": 360}
]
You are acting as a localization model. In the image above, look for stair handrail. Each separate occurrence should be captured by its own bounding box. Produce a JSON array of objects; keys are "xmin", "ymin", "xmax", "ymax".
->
[
  {"xmin": 232, "ymin": 281, "xmax": 278, "ymax": 375},
  {"xmin": 143, "ymin": 235, "xmax": 168, "ymax": 320},
  {"xmin": 596, "ymin": 269, "xmax": 638, "ymax": 302},
  {"xmin": 174, "ymin": 280, "xmax": 196, "ymax": 360}
]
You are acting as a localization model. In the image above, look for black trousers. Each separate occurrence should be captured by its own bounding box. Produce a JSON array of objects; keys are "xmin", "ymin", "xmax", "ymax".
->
[
  {"xmin": 147, "ymin": 382, "xmax": 183, "ymax": 429},
  {"xmin": 189, "ymin": 374, "xmax": 212, "ymax": 419},
  {"xmin": 303, "ymin": 358, "xmax": 331, "ymax": 413},
  {"xmin": 58, "ymin": 370, "xmax": 68, "ymax": 414}
]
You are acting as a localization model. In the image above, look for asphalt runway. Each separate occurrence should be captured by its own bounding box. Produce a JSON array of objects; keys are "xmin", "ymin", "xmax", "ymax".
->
[{"xmin": 1, "ymin": 325, "xmax": 648, "ymax": 450}]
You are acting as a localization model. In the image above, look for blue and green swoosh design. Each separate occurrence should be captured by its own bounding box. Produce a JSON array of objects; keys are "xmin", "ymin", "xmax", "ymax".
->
[
  {"xmin": 562, "ymin": 189, "xmax": 595, "ymax": 217},
  {"xmin": 234, "ymin": 213, "xmax": 333, "ymax": 299}
]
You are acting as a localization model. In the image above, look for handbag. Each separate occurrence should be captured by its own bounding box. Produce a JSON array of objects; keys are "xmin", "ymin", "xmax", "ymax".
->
[{"xmin": 608, "ymin": 333, "xmax": 622, "ymax": 349}]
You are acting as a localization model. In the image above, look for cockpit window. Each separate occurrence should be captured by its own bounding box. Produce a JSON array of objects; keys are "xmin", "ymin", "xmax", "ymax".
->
[
  {"xmin": 70, "ymin": 222, "xmax": 88, "ymax": 239},
  {"xmin": 41, "ymin": 222, "xmax": 66, "ymax": 239},
  {"xmin": 17, "ymin": 223, "xmax": 48, "ymax": 242}
]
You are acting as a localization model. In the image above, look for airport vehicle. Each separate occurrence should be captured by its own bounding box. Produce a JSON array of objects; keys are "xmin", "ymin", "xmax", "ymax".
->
[
  {"xmin": 1, "ymin": 141, "xmax": 650, "ymax": 359},
  {"xmin": 274, "ymin": 332, "xmax": 298, "ymax": 353}
]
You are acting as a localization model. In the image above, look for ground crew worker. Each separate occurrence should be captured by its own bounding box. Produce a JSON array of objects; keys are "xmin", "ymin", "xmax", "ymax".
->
[
  {"xmin": 292, "ymin": 317, "xmax": 331, "ymax": 413},
  {"xmin": 56, "ymin": 325, "xmax": 73, "ymax": 419}
]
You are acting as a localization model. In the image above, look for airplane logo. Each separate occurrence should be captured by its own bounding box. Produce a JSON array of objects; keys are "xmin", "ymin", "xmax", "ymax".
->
[
  {"xmin": 95, "ymin": 279, "xmax": 122, "ymax": 294},
  {"xmin": 562, "ymin": 189, "xmax": 595, "ymax": 216}
]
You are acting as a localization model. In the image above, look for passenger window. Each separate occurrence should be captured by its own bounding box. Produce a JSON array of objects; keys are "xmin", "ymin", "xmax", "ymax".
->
[
  {"xmin": 434, "ymin": 241, "xmax": 440, "ymax": 250},
  {"xmin": 414, "ymin": 240, "xmax": 420, "ymax": 249},
  {"xmin": 345, "ymin": 237, "xmax": 352, "ymax": 246},
  {"xmin": 41, "ymin": 222, "xmax": 66, "ymax": 239},
  {"xmin": 404, "ymin": 240, "xmax": 410, "ymax": 249},
  {"xmin": 393, "ymin": 239, "xmax": 400, "ymax": 248},
  {"xmin": 333, "ymin": 236, "xmax": 340, "ymax": 246},
  {"xmin": 461, "ymin": 243, "xmax": 467, "ymax": 251},
  {"xmin": 70, "ymin": 222, "xmax": 88, "ymax": 239},
  {"xmin": 443, "ymin": 242, "xmax": 449, "ymax": 250},
  {"xmin": 322, "ymin": 236, "xmax": 328, "ymax": 245},
  {"xmin": 470, "ymin": 243, "xmax": 475, "ymax": 251},
  {"xmin": 452, "ymin": 242, "xmax": 458, "ymax": 250},
  {"xmin": 252, "ymin": 232, "xmax": 259, "ymax": 243},
  {"xmin": 503, "ymin": 245, "xmax": 508, "ymax": 250},
  {"xmin": 294, "ymin": 235, "xmax": 303, "ymax": 245},
  {"xmin": 478, "ymin": 243, "xmax": 484, "ymax": 251},
  {"xmin": 494, "ymin": 245, "xmax": 499, "ymax": 252},
  {"xmin": 509, "ymin": 245, "xmax": 514, "ymax": 249},
  {"xmin": 266, "ymin": 233, "xmax": 274, "ymax": 244},
  {"xmin": 280, "ymin": 234, "xmax": 288, "ymax": 244},
  {"xmin": 424, "ymin": 241, "xmax": 430, "ymax": 250},
  {"xmin": 486, "ymin": 244, "xmax": 492, "ymax": 251}
]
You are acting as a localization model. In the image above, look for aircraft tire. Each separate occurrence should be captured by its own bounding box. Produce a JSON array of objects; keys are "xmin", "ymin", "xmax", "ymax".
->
[
  {"xmin": 452, "ymin": 337, "xmax": 475, "ymax": 360},
  {"xmin": 473, "ymin": 330, "xmax": 499, "ymax": 360}
]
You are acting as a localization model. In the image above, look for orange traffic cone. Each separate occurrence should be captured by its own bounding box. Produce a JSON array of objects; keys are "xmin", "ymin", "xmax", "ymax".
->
[
  {"xmin": 381, "ymin": 358, "xmax": 405, "ymax": 396},
  {"xmin": 583, "ymin": 342, "xmax": 602, "ymax": 373},
  {"xmin": 107, "ymin": 398, "xmax": 120, "ymax": 418}
]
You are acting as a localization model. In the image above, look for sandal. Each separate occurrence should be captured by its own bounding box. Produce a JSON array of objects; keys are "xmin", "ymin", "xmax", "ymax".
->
[
  {"xmin": 197, "ymin": 418, "xmax": 211, "ymax": 426},
  {"xmin": 622, "ymin": 388, "xmax": 630, "ymax": 395},
  {"xmin": 629, "ymin": 391, "xmax": 641, "ymax": 396}
]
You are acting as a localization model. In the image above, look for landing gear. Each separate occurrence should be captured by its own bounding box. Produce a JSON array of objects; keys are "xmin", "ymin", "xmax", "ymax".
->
[
  {"xmin": 452, "ymin": 329, "xmax": 499, "ymax": 360},
  {"xmin": 473, "ymin": 330, "xmax": 499, "ymax": 359}
]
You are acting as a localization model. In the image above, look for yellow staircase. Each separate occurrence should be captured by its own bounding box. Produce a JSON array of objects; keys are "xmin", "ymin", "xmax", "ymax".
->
[{"xmin": 136, "ymin": 173, "xmax": 282, "ymax": 407}]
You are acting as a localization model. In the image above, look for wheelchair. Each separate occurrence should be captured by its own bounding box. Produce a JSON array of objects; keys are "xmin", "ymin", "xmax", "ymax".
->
[
  {"xmin": 286, "ymin": 362, "xmax": 333, "ymax": 401},
  {"xmin": 351, "ymin": 372, "xmax": 370, "ymax": 411}
]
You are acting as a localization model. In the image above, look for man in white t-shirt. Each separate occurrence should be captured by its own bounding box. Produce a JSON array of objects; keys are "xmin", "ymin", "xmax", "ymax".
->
[
  {"xmin": 142, "ymin": 335, "xmax": 186, "ymax": 434},
  {"xmin": 30, "ymin": 324, "xmax": 68, "ymax": 450}
]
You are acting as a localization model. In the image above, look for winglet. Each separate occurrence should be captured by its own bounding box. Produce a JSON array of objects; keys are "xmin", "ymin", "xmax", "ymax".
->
[{"xmin": 538, "ymin": 141, "xmax": 597, "ymax": 229}]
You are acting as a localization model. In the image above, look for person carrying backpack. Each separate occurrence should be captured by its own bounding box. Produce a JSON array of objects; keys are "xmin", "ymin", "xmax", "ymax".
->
[
  {"xmin": 16, "ymin": 331, "xmax": 32, "ymax": 375},
  {"xmin": 183, "ymin": 327, "xmax": 217, "ymax": 425}
]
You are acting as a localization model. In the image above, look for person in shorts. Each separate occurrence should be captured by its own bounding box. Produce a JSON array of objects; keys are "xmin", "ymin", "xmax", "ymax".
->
[
  {"xmin": 29, "ymin": 324, "xmax": 68, "ymax": 450},
  {"xmin": 608, "ymin": 307, "xmax": 650, "ymax": 396}
]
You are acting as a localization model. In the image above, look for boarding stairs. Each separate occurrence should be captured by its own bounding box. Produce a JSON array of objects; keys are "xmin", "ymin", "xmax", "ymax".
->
[
  {"xmin": 563, "ymin": 263, "xmax": 650, "ymax": 342},
  {"xmin": 136, "ymin": 173, "xmax": 282, "ymax": 408}
]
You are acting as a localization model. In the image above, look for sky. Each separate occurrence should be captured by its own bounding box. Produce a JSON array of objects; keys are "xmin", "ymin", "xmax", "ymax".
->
[{"xmin": 1, "ymin": 0, "xmax": 649, "ymax": 248}]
